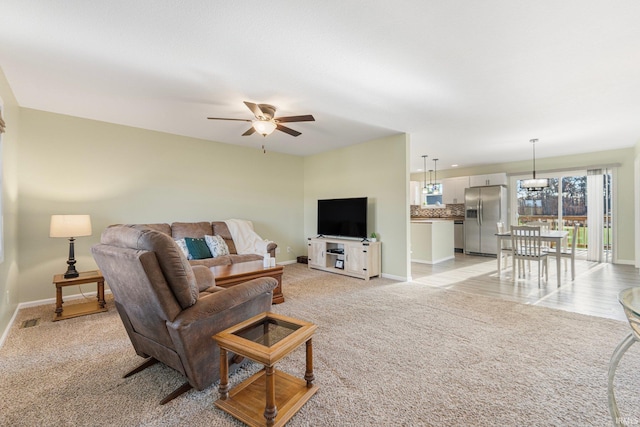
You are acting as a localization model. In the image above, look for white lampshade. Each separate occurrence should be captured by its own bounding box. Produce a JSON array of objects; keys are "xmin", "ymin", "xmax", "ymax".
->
[
  {"xmin": 252, "ymin": 120, "xmax": 277, "ymax": 136},
  {"xmin": 521, "ymin": 178, "xmax": 549, "ymax": 191},
  {"xmin": 50, "ymin": 215, "xmax": 92, "ymax": 238}
]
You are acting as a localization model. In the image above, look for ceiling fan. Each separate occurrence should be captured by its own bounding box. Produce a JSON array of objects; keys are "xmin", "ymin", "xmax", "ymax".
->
[{"xmin": 207, "ymin": 101, "xmax": 315, "ymax": 137}]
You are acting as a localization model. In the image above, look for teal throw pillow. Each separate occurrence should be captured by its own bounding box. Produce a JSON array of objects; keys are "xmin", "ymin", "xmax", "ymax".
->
[{"xmin": 184, "ymin": 237, "xmax": 213, "ymax": 260}]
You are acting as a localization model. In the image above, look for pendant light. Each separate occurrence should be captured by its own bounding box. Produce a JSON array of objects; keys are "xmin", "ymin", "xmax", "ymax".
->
[
  {"xmin": 422, "ymin": 155, "xmax": 429, "ymax": 193},
  {"xmin": 522, "ymin": 138, "xmax": 549, "ymax": 191},
  {"xmin": 432, "ymin": 158, "xmax": 440, "ymax": 194}
]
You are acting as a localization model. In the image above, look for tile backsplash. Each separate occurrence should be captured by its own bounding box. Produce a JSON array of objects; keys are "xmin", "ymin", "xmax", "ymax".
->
[{"xmin": 411, "ymin": 203, "xmax": 465, "ymax": 218}]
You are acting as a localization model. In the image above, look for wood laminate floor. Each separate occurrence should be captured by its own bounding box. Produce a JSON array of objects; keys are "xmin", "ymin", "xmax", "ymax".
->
[{"xmin": 411, "ymin": 253, "xmax": 640, "ymax": 322}]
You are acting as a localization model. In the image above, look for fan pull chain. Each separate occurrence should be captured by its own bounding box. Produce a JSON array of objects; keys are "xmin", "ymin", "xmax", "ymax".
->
[{"xmin": 262, "ymin": 144, "xmax": 266, "ymax": 154}]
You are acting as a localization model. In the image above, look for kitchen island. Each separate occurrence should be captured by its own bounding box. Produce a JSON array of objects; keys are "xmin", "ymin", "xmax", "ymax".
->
[{"xmin": 410, "ymin": 219, "xmax": 455, "ymax": 264}]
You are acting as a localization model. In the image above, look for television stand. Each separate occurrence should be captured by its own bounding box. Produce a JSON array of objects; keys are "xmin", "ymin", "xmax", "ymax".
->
[{"xmin": 307, "ymin": 237, "xmax": 381, "ymax": 280}]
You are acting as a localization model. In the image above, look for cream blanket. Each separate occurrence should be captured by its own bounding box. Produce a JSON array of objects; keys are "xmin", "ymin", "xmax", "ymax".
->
[{"xmin": 224, "ymin": 219, "xmax": 272, "ymax": 255}]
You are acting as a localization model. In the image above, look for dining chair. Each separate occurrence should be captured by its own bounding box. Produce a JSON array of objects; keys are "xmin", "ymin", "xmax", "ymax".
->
[
  {"xmin": 526, "ymin": 221, "xmax": 551, "ymax": 245},
  {"xmin": 544, "ymin": 224, "xmax": 578, "ymax": 281},
  {"xmin": 511, "ymin": 225, "xmax": 548, "ymax": 287},
  {"xmin": 524, "ymin": 221, "xmax": 552, "ymax": 271},
  {"xmin": 496, "ymin": 222, "xmax": 512, "ymax": 271}
]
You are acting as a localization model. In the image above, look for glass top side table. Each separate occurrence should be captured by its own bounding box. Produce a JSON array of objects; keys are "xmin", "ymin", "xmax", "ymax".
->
[
  {"xmin": 608, "ymin": 287, "xmax": 640, "ymax": 427},
  {"xmin": 213, "ymin": 312, "xmax": 318, "ymax": 427}
]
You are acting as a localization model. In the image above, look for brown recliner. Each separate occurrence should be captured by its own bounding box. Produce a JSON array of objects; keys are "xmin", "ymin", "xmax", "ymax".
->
[{"xmin": 91, "ymin": 224, "xmax": 277, "ymax": 404}]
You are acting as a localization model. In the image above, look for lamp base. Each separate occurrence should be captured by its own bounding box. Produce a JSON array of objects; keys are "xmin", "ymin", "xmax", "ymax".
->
[
  {"xmin": 63, "ymin": 269, "xmax": 79, "ymax": 279},
  {"xmin": 64, "ymin": 237, "xmax": 79, "ymax": 278}
]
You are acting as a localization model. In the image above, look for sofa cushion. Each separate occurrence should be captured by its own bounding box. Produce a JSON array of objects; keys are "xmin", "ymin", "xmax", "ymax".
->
[
  {"xmin": 188, "ymin": 255, "xmax": 232, "ymax": 268},
  {"xmin": 185, "ymin": 237, "xmax": 212, "ymax": 260},
  {"xmin": 205, "ymin": 235, "xmax": 230, "ymax": 258},
  {"xmin": 171, "ymin": 222, "xmax": 213, "ymax": 239},
  {"xmin": 100, "ymin": 225, "xmax": 199, "ymax": 309},
  {"xmin": 230, "ymin": 253, "xmax": 265, "ymax": 263}
]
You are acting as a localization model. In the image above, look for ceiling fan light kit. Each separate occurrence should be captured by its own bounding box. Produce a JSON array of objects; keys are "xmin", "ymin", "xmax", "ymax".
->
[{"xmin": 252, "ymin": 120, "xmax": 277, "ymax": 136}]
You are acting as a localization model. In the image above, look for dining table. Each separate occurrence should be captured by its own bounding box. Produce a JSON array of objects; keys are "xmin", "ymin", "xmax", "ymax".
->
[{"xmin": 496, "ymin": 230, "xmax": 569, "ymax": 286}]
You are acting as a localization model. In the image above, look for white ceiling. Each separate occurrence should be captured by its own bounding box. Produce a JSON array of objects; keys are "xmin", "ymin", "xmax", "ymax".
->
[{"xmin": 1, "ymin": 1, "xmax": 639, "ymax": 173}]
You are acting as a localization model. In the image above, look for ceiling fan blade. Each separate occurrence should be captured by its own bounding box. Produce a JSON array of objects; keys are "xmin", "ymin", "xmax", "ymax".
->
[
  {"xmin": 243, "ymin": 101, "xmax": 263, "ymax": 119},
  {"xmin": 242, "ymin": 126, "xmax": 256, "ymax": 136},
  {"xmin": 275, "ymin": 115, "xmax": 315, "ymax": 123},
  {"xmin": 276, "ymin": 124, "xmax": 301, "ymax": 137},
  {"xmin": 207, "ymin": 117, "xmax": 252, "ymax": 122}
]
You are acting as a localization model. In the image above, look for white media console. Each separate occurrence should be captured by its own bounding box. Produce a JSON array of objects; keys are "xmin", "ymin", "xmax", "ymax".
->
[{"xmin": 307, "ymin": 237, "xmax": 381, "ymax": 280}]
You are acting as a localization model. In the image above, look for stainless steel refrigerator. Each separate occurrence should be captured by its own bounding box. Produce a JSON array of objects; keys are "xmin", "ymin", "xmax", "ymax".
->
[{"xmin": 464, "ymin": 185, "xmax": 507, "ymax": 256}]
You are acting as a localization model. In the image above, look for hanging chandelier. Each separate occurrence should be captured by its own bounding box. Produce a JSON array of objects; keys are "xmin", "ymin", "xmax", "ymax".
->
[{"xmin": 521, "ymin": 138, "xmax": 549, "ymax": 191}]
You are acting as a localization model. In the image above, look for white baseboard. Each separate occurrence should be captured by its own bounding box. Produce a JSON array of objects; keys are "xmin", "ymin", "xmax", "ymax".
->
[
  {"xmin": 0, "ymin": 304, "xmax": 20, "ymax": 349},
  {"xmin": 381, "ymin": 273, "xmax": 410, "ymax": 281},
  {"xmin": 277, "ymin": 260, "xmax": 298, "ymax": 266},
  {"xmin": 615, "ymin": 259, "xmax": 636, "ymax": 266},
  {"xmin": 0, "ymin": 289, "xmax": 113, "ymax": 350},
  {"xmin": 18, "ymin": 289, "xmax": 112, "ymax": 309},
  {"xmin": 411, "ymin": 255, "xmax": 455, "ymax": 265}
]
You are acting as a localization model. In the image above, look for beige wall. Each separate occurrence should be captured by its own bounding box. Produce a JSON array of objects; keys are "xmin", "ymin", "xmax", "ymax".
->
[
  {"xmin": 0, "ymin": 67, "xmax": 20, "ymax": 336},
  {"xmin": 411, "ymin": 148, "xmax": 636, "ymax": 263},
  {"xmin": 636, "ymin": 140, "xmax": 640, "ymax": 268},
  {"xmin": 17, "ymin": 109, "xmax": 305, "ymax": 303},
  {"xmin": 4, "ymin": 79, "xmax": 638, "ymax": 333},
  {"xmin": 304, "ymin": 134, "xmax": 411, "ymax": 280}
]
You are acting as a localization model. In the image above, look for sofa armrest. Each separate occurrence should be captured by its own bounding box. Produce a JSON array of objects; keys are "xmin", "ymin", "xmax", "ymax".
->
[
  {"xmin": 267, "ymin": 242, "xmax": 277, "ymax": 258},
  {"xmin": 191, "ymin": 265, "xmax": 216, "ymax": 292},
  {"xmin": 169, "ymin": 277, "xmax": 277, "ymax": 327}
]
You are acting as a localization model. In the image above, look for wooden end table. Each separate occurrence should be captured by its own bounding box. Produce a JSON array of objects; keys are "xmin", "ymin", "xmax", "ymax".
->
[
  {"xmin": 213, "ymin": 312, "xmax": 318, "ymax": 427},
  {"xmin": 52, "ymin": 270, "xmax": 107, "ymax": 321},
  {"xmin": 211, "ymin": 260, "xmax": 285, "ymax": 304}
]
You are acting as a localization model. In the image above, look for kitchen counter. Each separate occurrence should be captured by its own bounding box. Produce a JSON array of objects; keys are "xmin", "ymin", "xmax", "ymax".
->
[
  {"xmin": 411, "ymin": 217, "xmax": 464, "ymax": 222},
  {"xmin": 410, "ymin": 220, "xmax": 454, "ymax": 264}
]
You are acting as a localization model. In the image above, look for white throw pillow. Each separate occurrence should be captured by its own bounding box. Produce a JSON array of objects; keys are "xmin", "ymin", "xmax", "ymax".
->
[
  {"xmin": 174, "ymin": 238, "xmax": 193, "ymax": 260},
  {"xmin": 205, "ymin": 235, "xmax": 230, "ymax": 258}
]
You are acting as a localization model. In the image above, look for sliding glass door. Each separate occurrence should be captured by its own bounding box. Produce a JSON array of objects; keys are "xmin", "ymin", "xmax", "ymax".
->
[{"xmin": 512, "ymin": 168, "xmax": 613, "ymax": 262}]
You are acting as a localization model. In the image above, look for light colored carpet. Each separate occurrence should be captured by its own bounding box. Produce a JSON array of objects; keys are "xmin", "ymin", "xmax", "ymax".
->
[{"xmin": 1, "ymin": 264, "xmax": 640, "ymax": 426}]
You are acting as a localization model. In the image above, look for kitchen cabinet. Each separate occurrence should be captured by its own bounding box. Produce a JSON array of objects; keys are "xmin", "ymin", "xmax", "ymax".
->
[
  {"xmin": 469, "ymin": 173, "xmax": 508, "ymax": 187},
  {"xmin": 441, "ymin": 176, "xmax": 469, "ymax": 204}
]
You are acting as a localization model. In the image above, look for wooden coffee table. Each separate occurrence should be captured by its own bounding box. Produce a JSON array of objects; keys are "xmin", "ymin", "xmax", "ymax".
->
[
  {"xmin": 211, "ymin": 260, "xmax": 284, "ymax": 304},
  {"xmin": 214, "ymin": 312, "xmax": 318, "ymax": 427}
]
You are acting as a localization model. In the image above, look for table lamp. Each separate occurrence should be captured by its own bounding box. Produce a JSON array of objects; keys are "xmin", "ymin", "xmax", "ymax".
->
[{"xmin": 50, "ymin": 215, "xmax": 92, "ymax": 278}]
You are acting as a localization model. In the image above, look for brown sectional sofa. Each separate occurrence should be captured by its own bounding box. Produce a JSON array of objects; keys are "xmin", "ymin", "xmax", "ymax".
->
[{"xmin": 139, "ymin": 221, "xmax": 277, "ymax": 268}]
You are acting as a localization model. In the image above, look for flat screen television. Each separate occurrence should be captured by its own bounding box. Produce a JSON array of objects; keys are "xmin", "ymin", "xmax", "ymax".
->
[{"xmin": 317, "ymin": 197, "xmax": 368, "ymax": 239}]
